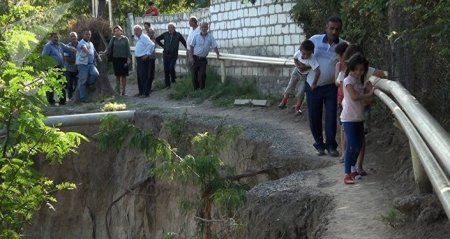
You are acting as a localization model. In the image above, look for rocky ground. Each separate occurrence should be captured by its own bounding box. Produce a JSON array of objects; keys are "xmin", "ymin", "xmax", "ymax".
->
[{"xmin": 42, "ymin": 75, "xmax": 450, "ymax": 239}]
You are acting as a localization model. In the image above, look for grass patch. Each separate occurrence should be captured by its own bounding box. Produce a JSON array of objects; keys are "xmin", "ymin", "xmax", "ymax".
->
[{"xmin": 169, "ymin": 69, "xmax": 267, "ymax": 107}]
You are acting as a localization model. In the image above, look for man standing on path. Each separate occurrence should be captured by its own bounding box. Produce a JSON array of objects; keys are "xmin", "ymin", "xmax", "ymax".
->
[
  {"xmin": 190, "ymin": 22, "xmax": 220, "ymax": 90},
  {"xmin": 42, "ymin": 32, "xmax": 75, "ymax": 105},
  {"xmin": 133, "ymin": 25, "xmax": 155, "ymax": 98},
  {"xmin": 186, "ymin": 16, "xmax": 200, "ymax": 70},
  {"xmin": 303, "ymin": 16, "xmax": 345, "ymax": 156},
  {"xmin": 76, "ymin": 30, "xmax": 100, "ymax": 103},
  {"xmin": 156, "ymin": 22, "xmax": 187, "ymax": 89},
  {"xmin": 64, "ymin": 32, "xmax": 78, "ymax": 100}
]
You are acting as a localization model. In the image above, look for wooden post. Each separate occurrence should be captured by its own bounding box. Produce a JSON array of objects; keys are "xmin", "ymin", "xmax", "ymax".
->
[{"xmin": 410, "ymin": 142, "xmax": 432, "ymax": 194}]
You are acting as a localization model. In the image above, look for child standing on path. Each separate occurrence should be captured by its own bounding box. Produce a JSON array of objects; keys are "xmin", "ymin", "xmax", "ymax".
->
[
  {"xmin": 340, "ymin": 54, "xmax": 374, "ymax": 184},
  {"xmin": 278, "ymin": 40, "xmax": 321, "ymax": 115}
]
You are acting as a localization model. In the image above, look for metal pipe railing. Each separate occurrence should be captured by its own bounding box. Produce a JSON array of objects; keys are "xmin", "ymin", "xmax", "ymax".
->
[
  {"xmin": 370, "ymin": 77, "xmax": 450, "ymax": 177},
  {"xmin": 374, "ymin": 88, "xmax": 450, "ymax": 219},
  {"xmin": 44, "ymin": 110, "xmax": 136, "ymax": 127}
]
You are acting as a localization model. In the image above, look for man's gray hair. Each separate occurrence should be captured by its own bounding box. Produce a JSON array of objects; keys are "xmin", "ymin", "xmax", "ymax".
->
[
  {"xmin": 133, "ymin": 25, "xmax": 143, "ymax": 30},
  {"xmin": 168, "ymin": 22, "xmax": 176, "ymax": 28},
  {"xmin": 69, "ymin": 32, "xmax": 78, "ymax": 37}
]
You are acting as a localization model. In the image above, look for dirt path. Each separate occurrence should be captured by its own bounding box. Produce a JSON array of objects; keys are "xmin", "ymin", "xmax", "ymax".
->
[
  {"xmin": 55, "ymin": 77, "xmax": 446, "ymax": 238},
  {"xmin": 100, "ymin": 78, "xmax": 405, "ymax": 238}
]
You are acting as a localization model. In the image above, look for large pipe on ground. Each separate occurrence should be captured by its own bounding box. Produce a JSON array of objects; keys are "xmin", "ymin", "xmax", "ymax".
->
[{"xmin": 0, "ymin": 111, "xmax": 135, "ymax": 136}]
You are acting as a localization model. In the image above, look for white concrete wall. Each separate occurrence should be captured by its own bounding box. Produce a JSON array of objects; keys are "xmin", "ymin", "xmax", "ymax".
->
[{"xmin": 132, "ymin": 0, "xmax": 305, "ymax": 95}]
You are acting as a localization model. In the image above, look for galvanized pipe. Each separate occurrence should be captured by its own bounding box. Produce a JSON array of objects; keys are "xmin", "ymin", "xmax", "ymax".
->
[
  {"xmin": 375, "ymin": 89, "xmax": 450, "ymax": 219},
  {"xmin": 370, "ymin": 77, "xmax": 450, "ymax": 177},
  {"xmin": 44, "ymin": 110, "xmax": 136, "ymax": 127}
]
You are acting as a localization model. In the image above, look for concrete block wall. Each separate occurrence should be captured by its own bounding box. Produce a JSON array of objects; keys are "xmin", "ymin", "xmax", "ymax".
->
[{"xmin": 131, "ymin": 0, "xmax": 305, "ymax": 96}]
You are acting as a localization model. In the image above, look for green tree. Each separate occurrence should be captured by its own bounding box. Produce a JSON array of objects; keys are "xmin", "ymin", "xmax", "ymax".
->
[
  {"xmin": 0, "ymin": 1, "xmax": 86, "ymax": 237},
  {"xmin": 97, "ymin": 115, "xmax": 248, "ymax": 239}
]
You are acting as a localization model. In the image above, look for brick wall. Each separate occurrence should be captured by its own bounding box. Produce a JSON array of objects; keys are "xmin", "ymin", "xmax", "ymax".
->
[{"xmin": 131, "ymin": 0, "xmax": 305, "ymax": 96}]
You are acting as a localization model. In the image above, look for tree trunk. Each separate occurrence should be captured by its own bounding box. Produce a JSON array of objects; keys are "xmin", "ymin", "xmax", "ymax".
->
[
  {"xmin": 97, "ymin": 0, "xmax": 107, "ymax": 18},
  {"xmin": 72, "ymin": 56, "xmax": 115, "ymax": 103},
  {"xmin": 388, "ymin": 1, "xmax": 414, "ymax": 91}
]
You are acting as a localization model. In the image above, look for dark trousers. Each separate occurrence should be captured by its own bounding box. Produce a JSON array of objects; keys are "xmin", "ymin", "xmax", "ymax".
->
[
  {"xmin": 192, "ymin": 56, "xmax": 208, "ymax": 90},
  {"xmin": 148, "ymin": 59, "xmax": 155, "ymax": 94},
  {"xmin": 46, "ymin": 68, "xmax": 66, "ymax": 105},
  {"xmin": 66, "ymin": 71, "xmax": 78, "ymax": 99},
  {"xmin": 305, "ymin": 83, "xmax": 338, "ymax": 151},
  {"xmin": 136, "ymin": 56, "xmax": 150, "ymax": 96},
  {"xmin": 163, "ymin": 55, "xmax": 177, "ymax": 87}
]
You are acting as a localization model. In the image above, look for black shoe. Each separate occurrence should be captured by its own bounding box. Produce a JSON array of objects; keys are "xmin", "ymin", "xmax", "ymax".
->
[
  {"xmin": 327, "ymin": 149, "xmax": 339, "ymax": 157},
  {"xmin": 134, "ymin": 93, "xmax": 141, "ymax": 97},
  {"xmin": 316, "ymin": 148, "xmax": 325, "ymax": 156},
  {"xmin": 278, "ymin": 103, "xmax": 287, "ymax": 109}
]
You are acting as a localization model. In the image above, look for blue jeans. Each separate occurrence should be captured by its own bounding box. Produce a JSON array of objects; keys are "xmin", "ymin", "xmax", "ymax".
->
[
  {"xmin": 305, "ymin": 83, "xmax": 338, "ymax": 151},
  {"xmin": 77, "ymin": 64, "xmax": 99, "ymax": 100},
  {"xmin": 163, "ymin": 55, "xmax": 177, "ymax": 87},
  {"xmin": 343, "ymin": 122, "xmax": 364, "ymax": 174}
]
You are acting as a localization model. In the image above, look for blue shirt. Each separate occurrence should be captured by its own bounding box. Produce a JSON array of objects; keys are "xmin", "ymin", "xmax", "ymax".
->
[
  {"xmin": 42, "ymin": 41, "xmax": 66, "ymax": 67},
  {"xmin": 191, "ymin": 33, "xmax": 218, "ymax": 57},
  {"xmin": 306, "ymin": 34, "xmax": 344, "ymax": 86},
  {"xmin": 64, "ymin": 41, "xmax": 78, "ymax": 72},
  {"xmin": 134, "ymin": 33, "xmax": 154, "ymax": 57},
  {"xmin": 77, "ymin": 39, "xmax": 96, "ymax": 64}
]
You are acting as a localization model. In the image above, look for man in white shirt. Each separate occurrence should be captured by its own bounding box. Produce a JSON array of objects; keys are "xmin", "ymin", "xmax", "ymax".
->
[
  {"xmin": 186, "ymin": 16, "xmax": 200, "ymax": 70},
  {"xmin": 190, "ymin": 22, "xmax": 220, "ymax": 90},
  {"xmin": 301, "ymin": 16, "xmax": 345, "ymax": 157},
  {"xmin": 133, "ymin": 25, "xmax": 155, "ymax": 97}
]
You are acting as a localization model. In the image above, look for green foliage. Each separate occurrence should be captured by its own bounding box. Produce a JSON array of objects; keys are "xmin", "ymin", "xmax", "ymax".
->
[
  {"xmin": 0, "ymin": 2, "xmax": 86, "ymax": 236},
  {"xmin": 97, "ymin": 116, "xmax": 247, "ymax": 238},
  {"xmin": 170, "ymin": 70, "xmax": 266, "ymax": 107},
  {"xmin": 290, "ymin": 0, "xmax": 340, "ymax": 37}
]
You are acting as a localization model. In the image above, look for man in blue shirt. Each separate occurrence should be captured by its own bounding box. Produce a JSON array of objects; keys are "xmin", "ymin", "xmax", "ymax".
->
[
  {"xmin": 76, "ymin": 30, "xmax": 100, "ymax": 103},
  {"xmin": 302, "ymin": 16, "xmax": 345, "ymax": 157},
  {"xmin": 190, "ymin": 22, "xmax": 220, "ymax": 90},
  {"xmin": 42, "ymin": 32, "xmax": 75, "ymax": 105},
  {"xmin": 64, "ymin": 32, "xmax": 78, "ymax": 100}
]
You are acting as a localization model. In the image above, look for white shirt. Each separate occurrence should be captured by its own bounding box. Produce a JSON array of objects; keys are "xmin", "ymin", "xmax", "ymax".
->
[
  {"xmin": 134, "ymin": 33, "xmax": 154, "ymax": 57},
  {"xmin": 307, "ymin": 34, "xmax": 344, "ymax": 86},
  {"xmin": 293, "ymin": 50, "xmax": 319, "ymax": 75},
  {"xmin": 340, "ymin": 74, "xmax": 365, "ymax": 122},
  {"xmin": 191, "ymin": 32, "xmax": 218, "ymax": 57},
  {"xmin": 186, "ymin": 26, "xmax": 200, "ymax": 51}
]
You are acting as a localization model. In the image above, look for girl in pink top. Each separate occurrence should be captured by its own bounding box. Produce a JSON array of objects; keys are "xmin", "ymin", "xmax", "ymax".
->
[{"xmin": 340, "ymin": 54, "xmax": 374, "ymax": 184}]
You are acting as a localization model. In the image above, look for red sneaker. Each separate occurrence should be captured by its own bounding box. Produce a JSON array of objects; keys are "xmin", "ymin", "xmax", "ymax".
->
[{"xmin": 344, "ymin": 175, "xmax": 354, "ymax": 184}]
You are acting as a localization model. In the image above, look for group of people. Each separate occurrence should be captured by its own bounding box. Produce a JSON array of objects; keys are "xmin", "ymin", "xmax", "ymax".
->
[
  {"xmin": 132, "ymin": 16, "xmax": 220, "ymax": 96},
  {"xmin": 277, "ymin": 16, "xmax": 386, "ymax": 185},
  {"xmin": 43, "ymin": 13, "xmax": 383, "ymax": 185},
  {"xmin": 42, "ymin": 30, "xmax": 100, "ymax": 104},
  {"xmin": 41, "ymin": 15, "xmax": 221, "ymax": 103}
]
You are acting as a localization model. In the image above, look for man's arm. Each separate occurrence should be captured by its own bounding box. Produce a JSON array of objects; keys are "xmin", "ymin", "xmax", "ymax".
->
[
  {"xmin": 214, "ymin": 47, "xmax": 220, "ymax": 59},
  {"xmin": 179, "ymin": 33, "xmax": 187, "ymax": 49},
  {"xmin": 311, "ymin": 68, "xmax": 321, "ymax": 90},
  {"xmin": 155, "ymin": 33, "xmax": 164, "ymax": 47}
]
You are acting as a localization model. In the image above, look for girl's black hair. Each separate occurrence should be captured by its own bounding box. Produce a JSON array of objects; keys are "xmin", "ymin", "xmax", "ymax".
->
[
  {"xmin": 345, "ymin": 53, "xmax": 369, "ymax": 84},
  {"xmin": 343, "ymin": 44, "xmax": 363, "ymax": 61},
  {"xmin": 335, "ymin": 42, "xmax": 349, "ymax": 56}
]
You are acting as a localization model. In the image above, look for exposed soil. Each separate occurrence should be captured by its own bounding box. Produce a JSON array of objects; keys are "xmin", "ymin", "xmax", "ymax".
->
[{"xmin": 36, "ymin": 75, "xmax": 450, "ymax": 239}]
